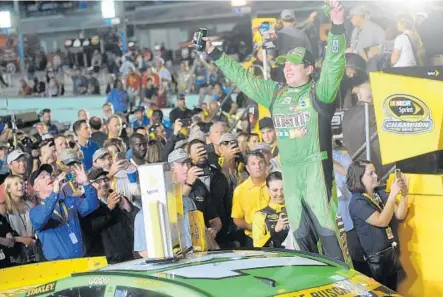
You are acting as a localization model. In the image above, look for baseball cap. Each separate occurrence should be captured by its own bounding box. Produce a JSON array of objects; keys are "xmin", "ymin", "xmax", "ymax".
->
[
  {"xmin": 348, "ymin": 6, "xmax": 369, "ymax": 18},
  {"xmin": 188, "ymin": 130, "xmax": 206, "ymax": 143},
  {"xmin": 168, "ymin": 148, "xmax": 190, "ymax": 164},
  {"xmin": 58, "ymin": 148, "xmax": 81, "ymax": 165},
  {"xmin": 29, "ymin": 164, "xmax": 53, "ymax": 186},
  {"xmin": 133, "ymin": 106, "xmax": 145, "ymax": 114},
  {"xmin": 177, "ymin": 93, "xmax": 186, "ymax": 100},
  {"xmin": 253, "ymin": 142, "xmax": 272, "ymax": 153},
  {"xmin": 174, "ymin": 139, "xmax": 188, "ymax": 150},
  {"xmin": 88, "ymin": 167, "xmax": 109, "ymax": 182},
  {"xmin": 281, "ymin": 9, "xmax": 295, "ymax": 21},
  {"xmin": 276, "ymin": 47, "xmax": 315, "ymax": 66},
  {"xmin": 7, "ymin": 150, "xmax": 30, "ymax": 165},
  {"xmin": 219, "ymin": 133, "xmax": 236, "ymax": 144},
  {"xmin": 93, "ymin": 148, "xmax": 110, "ymax": 163},
  {"xmin": 259, "ymin": 117, "xmax": 275, "ymax": 130}
]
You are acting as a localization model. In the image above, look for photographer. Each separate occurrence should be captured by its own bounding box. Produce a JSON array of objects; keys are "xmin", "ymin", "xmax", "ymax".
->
[
  {"xmin": 29, "ymin": 164, "xmax": 99, "ymax": 260},
  {"xmin": 161, "ymin": 119, "xmax": 186, "ymax": 162},
  {"xmin": 80, "ymin": 168, "xmax": 136, "ymax": 264},
  {"xmin": 347, "ymin": 160, "xmax": 409, "ymax": 290},
  {"xmin": 169, "ymin": 94, "xmax": 193, "ymax": 124},
  {"xmin": 188, "ymin": 138, "xmax": 233, "ymax": 247}
]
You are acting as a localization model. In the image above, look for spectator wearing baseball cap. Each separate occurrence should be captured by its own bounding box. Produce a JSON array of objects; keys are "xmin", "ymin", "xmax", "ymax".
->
[
  {"xmin": 80, "ymin": 167, "xmax": 137, "ymax": 264},
  {"xmin": 0, "ymin": 150, "xmax": 32, "ymax": 206},
  {"xmin": 258, "ymin": 118, "xmax": 279, "ymax": 158},
  {"xmin": 57, "ymin": 148, "xmax": 84, "ymax": 198},
  {"xmin": 29, "ymin": 163, "xmax": 99, "ymax": 261},
  {"xmin": 131, "ymin": 107, "xmax": 150, "ymax": 130},
  {"xmin": 252, "ymin": 142, "xmax": 282, "ymax": 173},
  {"xmin": 348, "ymin": 6, "xmax": 385, "ymax": 59},
  {"xmin": 277, "ymin": 9, "xmax": 313, "ymax": 58},
  {"xmin": 7, "ymin": 150, "xmax": 29, "ymax": 177},
  {"xmin": 169, "ymin": 93, "xmax": 193, "ymax": 125}
]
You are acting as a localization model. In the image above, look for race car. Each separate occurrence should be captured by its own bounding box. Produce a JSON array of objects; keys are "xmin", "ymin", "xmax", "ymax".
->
[{"xmin": 7, "ymin": 249, "xmax": 401, "ymax": 297}]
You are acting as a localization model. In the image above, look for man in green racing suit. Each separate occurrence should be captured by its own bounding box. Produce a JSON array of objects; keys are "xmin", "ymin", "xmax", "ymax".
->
[{"xmin": 199, "ymin": 2, "xmax": 350, "ymax": 264}]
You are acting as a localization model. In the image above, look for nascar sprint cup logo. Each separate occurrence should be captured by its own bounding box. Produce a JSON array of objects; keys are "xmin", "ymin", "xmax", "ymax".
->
[{"xmin": 382, "ymin": 94, "xmax": 433, "ymax": 134}]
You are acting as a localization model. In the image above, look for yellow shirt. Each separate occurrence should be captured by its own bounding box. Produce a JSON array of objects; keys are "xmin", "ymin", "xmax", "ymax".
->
[
  {"xmin": 231, "ymin": 177, "xmax": 270, "ymax": 237},
  {"xmin": 252, "ymin": 201, "xmax": 285, "ymax": 248}
]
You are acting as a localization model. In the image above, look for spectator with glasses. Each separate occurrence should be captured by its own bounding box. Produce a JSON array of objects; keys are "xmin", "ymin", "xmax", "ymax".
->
[
  {"xmin": 232, "ymin": 151, "xmax": 269, "ymax": 247},
  {"xmin": 80, "ymin": 168, "xmax": 136, "ymax": 264},
  {"xmin": 29, "ymin": 164, "xmax": 99, "ymax": 260}
]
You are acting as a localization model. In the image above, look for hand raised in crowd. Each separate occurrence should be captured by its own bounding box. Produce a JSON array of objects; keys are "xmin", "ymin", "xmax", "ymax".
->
[
  {"xmin": 173, "ymin": 118, "xmax": 183, "ymax": 136},
  {"xmin": 389, "ymin": 177, "xmax": 402, "ymax": 199},
  {"xmin": 52, "ymin": 172, "xmax": 66, "ymax": 194},
  {"xmin": 275, "ymin": 212, "xmax": 289, "ymax": 233},
  {"xmin": 118, "ymin": 195, "xmax": 132, "ymax": 212},
  {"xmin": 107, "ymin": 191, "xmax": 121, "ymax": 210},
  {"xmin": 196, "ymin": 146, "xmax": 207, "ymax": 159},
  {"xmin": 222, "ymin": 144, "xmax": 240, "ymax": 162},
  {"xmin": 72, "ymin": 164, "xmax": 89, "ymax": 185},
  {"xmin": 398, "ymin": 173, "xmax": 409, "ymax": 197},
  {"xmin": 329, "ymin": 0, "xmax": 344, "ymax": 25},
  {"xmin": 108, "ymin": 159, "xmax": 128, "ymax": 177},
  {"xmin": 186, "ymin": 166, "xmax": 204, "ymax": 185}
]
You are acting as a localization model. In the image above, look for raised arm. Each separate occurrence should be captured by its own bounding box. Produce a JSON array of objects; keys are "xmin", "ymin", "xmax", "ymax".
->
[
  {"xmin": 315, "ymin": 2, "xmax": 346, "ymax": 104},
  {"xmin": 30, "ymin": 193, "xmax": 59, "ymax": 231},
  {"xmin": 207, "ymin": 47, "xmax": 277, "ymax": 109},
  {"xmin": 71, "ymin": 184, "xmax": 99, "ymax": 217}
]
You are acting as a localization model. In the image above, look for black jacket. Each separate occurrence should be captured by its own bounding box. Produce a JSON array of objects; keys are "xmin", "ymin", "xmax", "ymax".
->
[
  {"xmin": 161, "ymin": 133, "xmax": 186, "ymax": 162},
  {"xmin": 80, "ymin": 202, "xmax": 138, "ymax": 264}
]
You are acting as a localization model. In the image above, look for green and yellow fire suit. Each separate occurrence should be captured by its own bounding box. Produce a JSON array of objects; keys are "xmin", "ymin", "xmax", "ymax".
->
[{"xmin": 210, "ymin": 24, "xmax": 350, "ymax": 264}]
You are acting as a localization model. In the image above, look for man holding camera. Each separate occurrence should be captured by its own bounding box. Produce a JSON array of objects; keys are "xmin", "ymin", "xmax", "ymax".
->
[
  {"xmin": 29, "ymin": 164, "xmax": 98, "ymax": 260},
  {"xmin": 187, "ymin": 137, "xmax": 233, "ymax": 247},
  {"xmin": 195, "ymin": 1, "xmax": 349, "ymax": 262},
  {"xmin": 169, "ymin": 94, "xmax": 193, "ymax": 125}
]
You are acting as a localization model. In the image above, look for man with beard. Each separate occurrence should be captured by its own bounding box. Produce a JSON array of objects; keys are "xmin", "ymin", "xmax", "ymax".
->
[{"xmin": 188, "ymin": 138, "xmax": 233, "ymax": 247}]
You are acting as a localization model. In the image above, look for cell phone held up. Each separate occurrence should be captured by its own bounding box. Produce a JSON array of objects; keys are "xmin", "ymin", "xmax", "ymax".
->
[
  {"xmin": 395, "ymin": 169, "xmax": 407, "ymax": 196},
  {"xmin": 180, "ymin": 118, "xmax": 192, "ymax": 127},
  {"xmin": 194, "ymin": 28, "xmax": 208, "ymax": 53}
]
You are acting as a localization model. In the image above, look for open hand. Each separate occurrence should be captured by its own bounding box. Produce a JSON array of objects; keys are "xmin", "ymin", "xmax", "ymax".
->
[
  {"xmin": 329, "ymin": 1, "xmax": 344, "ymax": 25},
  {"xmin": 72, "ymin": 164, "xmax": 89, "ymax": 185}
]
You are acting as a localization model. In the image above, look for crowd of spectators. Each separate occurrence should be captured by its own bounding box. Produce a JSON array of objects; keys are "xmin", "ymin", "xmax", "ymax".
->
[{"xmin": 1, "ymin": 3, "xmax": 440, "ymax": 291}]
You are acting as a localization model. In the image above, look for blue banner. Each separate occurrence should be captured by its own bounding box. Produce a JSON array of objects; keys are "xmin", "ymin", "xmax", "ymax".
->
[{"xmin": 120, "ymin": 31, "xmax": 126, "ymax": 53}]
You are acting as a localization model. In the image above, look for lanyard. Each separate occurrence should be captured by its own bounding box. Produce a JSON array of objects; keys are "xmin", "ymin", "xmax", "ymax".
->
[
  {"xmin": 53, "ymin": 202, "xmax": 69, "ymax": 225},
  {"xmin": 363, "ymin": 193, "xmax": 384, "ymax": 211}
]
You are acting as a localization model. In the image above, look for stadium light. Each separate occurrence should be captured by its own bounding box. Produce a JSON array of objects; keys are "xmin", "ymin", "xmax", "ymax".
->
[
  {"xmin": 101, "ymin": 0, "xmax": 116, "ymax": 19},
  {"xmin": 231, "ymin": 0, "xmax": 247, "ymax": 8},
  {"xmin": 0, "ymin": 11, "xmax": 12, "ymax": 29}
]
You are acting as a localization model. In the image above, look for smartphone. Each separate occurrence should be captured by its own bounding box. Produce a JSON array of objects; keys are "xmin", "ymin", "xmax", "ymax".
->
[
  {"xmin": 180, "ymin": 118, "xmax": 192, "ymax": 127},
  {"xmin": 116, "ymin": 151, "xmax": 127, "ymax": 161},
  {"xmin": 395, "ymin": 169, "xmax": 402, "ymax": 179}
]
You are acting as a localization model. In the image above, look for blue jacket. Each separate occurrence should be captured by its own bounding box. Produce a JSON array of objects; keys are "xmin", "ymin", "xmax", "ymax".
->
[
  {"xmin": 131, "ymin": 116, "xmax": 150, "ymax": 129},
  {"xmin": 30, "ymin": 184, "xmax": 99, "ymax": 260},
  {"xmin": 106, "ymin": 89, "xmax": 129, "ymax": 113}
]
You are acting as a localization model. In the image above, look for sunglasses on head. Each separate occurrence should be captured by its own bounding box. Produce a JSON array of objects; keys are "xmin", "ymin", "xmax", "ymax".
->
[{"xmin": 221, "ymin": 140, "xmax": 237, "ymax": 146}]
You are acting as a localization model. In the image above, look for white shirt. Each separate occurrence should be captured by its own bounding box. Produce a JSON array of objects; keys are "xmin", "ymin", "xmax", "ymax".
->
[{"xmin": 393, "ymin": 33, "xmax": 417, "ymax": 67}]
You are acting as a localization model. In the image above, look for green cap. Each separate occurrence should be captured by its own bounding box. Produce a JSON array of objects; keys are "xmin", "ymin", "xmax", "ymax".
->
[{"xmin": 276, "ymin": 47, "xmax": 315, "ymax": 66}]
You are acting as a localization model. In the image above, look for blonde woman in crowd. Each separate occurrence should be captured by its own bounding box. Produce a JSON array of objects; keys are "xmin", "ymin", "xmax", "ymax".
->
[{"xmin": 3, "ymin": 175, "xmax": 38, "ymax": 264}]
